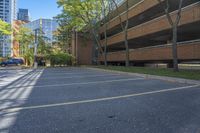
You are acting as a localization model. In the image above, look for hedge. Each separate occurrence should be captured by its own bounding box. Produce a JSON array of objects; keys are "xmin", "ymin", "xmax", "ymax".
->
[{"xmin": 48, "ymin": 53, "xmax": 75, "ymax": 66}]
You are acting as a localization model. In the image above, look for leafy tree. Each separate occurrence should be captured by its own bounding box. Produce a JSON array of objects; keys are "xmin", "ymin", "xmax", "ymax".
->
[
  {"xmin": 54, "ymin": 13, "xmax": 74, "ymax": 53},
  {"xmin": 37, "ymin": 35, "xmax": 52, "ymax": 57},
  {"xmin": 0, "ymin": 20, "xmax": 11, "ymax": 36},
  {"xmin": 0, "ymin": 20, "xmax": 11, "ymax": 57},
  {"xmin": 57, "ymin": 0, "xmax": 111, "ymax": 65},
  {"xmin": 15, "ymin": 27, "xmax": 35, "ymax": 65}
]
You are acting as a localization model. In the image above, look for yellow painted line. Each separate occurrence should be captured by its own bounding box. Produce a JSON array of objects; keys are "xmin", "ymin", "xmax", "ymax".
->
[{"xmin": 2, "ymin": 84, "xmax": 199, "ymax": 113}]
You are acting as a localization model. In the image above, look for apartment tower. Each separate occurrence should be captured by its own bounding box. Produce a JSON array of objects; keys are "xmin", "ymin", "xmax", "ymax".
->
[{"xmin": 0, "ymin": 0, "xmax": 17, "ymax": 57}]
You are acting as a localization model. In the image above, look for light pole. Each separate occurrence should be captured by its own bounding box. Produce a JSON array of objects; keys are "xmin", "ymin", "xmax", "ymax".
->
[{"xmin": 34, "ymin": 29, "xmax": 38, "ymax": 69}]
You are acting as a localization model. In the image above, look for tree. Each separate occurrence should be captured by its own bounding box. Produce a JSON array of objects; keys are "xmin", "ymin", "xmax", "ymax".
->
[
  {"xmin": 157, "ymin": 0, "xmax": 183, "ymax": 72},
  {"xmin": 54, "ymin": 13, "xmax": 74, "ymax": 53},
  {"xmin": 111, "ymin": 0, "xmax": 130, "ymax": 67},
  {"xmin": 101, "ymin": 0, "xmax": 112, "ymax": 66},
  {"xmin": 37, "ymin": 36, "xmax": 50, "ymax": 55},
  {"xmin": 0, "ymin": 20, "xmax": 11, "ymax": 36},
  {"xmin": 57, "ymin": 0, "xmax": 110, "ymax": 66},
  {"xmin": 15, "ymin": 27, "xmax": 35, "ymax": 66}
]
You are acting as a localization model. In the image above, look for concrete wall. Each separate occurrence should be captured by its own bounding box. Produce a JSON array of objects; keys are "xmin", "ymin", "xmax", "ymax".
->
[
  {"xmin": 100, "ymin": 0, "xmax": 160, "ymax": 33},
  {"xmin": 100, "ymin": 3, "xmax": 200, "ymax": 46},
  {"xmin": 98, "ymin": 41, "xmax": 200, "ymax": 62}
]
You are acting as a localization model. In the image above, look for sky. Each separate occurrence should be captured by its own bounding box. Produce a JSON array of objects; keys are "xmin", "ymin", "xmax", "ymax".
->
[{"xmin": 18, "ymin": 0, "xmax": 61, "ymax": 21}]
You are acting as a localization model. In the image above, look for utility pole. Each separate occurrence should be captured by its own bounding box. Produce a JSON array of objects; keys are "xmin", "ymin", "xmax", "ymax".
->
[{"xmin": 34, "ymin": 29, "xmax": 38, "ymax": 69}]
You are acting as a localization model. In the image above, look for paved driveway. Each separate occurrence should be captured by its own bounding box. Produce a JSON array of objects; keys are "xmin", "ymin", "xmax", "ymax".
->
[{"xmin": 0, "ymin": 67, "xmax": 200, "ymax": 133}]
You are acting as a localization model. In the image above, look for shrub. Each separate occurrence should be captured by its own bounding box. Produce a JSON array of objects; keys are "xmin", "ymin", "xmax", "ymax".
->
[{"xmin": 48, "ymin": 52, "xmax": 75, "ymax": 66}]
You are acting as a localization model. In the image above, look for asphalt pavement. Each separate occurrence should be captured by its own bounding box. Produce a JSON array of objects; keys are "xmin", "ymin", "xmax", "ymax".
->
[{"xmin": 0, "ymin": 67, "xmax": 200, "ymax": 133}]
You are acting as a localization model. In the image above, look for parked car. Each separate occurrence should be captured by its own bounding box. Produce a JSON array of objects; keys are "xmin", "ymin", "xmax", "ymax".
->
[
  {"xmin": 0, "ymin": 59, "xmax": 24, "ymax": 67},
  {"xmin": 13, "ymin": 58, "xmax": 24, "ymax": 65}
]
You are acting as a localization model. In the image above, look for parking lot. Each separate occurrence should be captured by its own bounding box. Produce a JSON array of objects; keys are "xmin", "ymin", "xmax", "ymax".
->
[{"xmin": 0, "ymin": 67, "xmax": 200, "ymax": 133}]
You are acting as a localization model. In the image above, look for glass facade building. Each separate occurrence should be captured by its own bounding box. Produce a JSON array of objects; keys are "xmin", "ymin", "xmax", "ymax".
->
[
  {"xmin": 24, "ymin": 18, "xmax": 58, "ymax": 44},
  {"xmin": 0, "ymin": 0, "xmax": 17, "ymax": 57},
  {"xmin": 17, "ymin": 8, "xmax": 30, "ymax": 22}
]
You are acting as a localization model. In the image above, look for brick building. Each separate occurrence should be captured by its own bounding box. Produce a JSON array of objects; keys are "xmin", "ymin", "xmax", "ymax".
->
[
  {"xmin": 12, "ymin": 20, "xmax": 27, "ymax": 57},
  {"xmin": 71, "ymin": 31, "xmax": 94, "ymax": 65},
  {"xmin": 72, "ymin": 0, "xmax": 200, "ymax": 66}
]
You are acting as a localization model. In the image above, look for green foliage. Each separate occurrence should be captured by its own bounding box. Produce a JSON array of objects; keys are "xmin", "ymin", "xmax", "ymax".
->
[
  {"xmin": 48, "ymin": 52, "xmax": 75, "ymax": 66},
  {"xmin": 57, "ymin": 0, "xmax": 112, "ymax": 60},
  {"xmin": 15, "ymin": 26, "xmax": 55, "ymax": 66},
  {"xmin": 0, "ymin": 20, "xmax": 11, "ymax": 36},
  {"xmin": 57, "ymin": 0, "xmax": 109, "ymax": 31},
  {"xmin": 0, "ymin": 57, "xmax": 7, "ymax": 63},
  {"xmin": 24, "ymin": 49, "xmax": 34, "ymax": 66},
  {"xmin": 54, "ymin": 14, "xmax": 73, "ymax": 53},
  {"xmin": 15, "ymin": 27, "xmax": 35, "ymax": 66},
  {"xmin": 37, "ymin": 35, "xmax": 52, "ymax": 57}
]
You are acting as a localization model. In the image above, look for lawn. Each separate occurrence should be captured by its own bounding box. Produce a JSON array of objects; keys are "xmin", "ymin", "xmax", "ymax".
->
[{"xmin": 94, "ymin": 66, "xmax": 200, "ymax": 80}]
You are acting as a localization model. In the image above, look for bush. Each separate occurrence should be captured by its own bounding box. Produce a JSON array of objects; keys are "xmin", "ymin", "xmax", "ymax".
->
[
  {"xmin": 0, "ymin": 57, "xmax": 7, "ymax": 63},
  {"xmin": 48, "ymin": 52, "xmax": 75, "ymax": 66}
]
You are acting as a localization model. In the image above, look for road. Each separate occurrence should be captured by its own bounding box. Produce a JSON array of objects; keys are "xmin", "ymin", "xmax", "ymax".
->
[{"xmin": 0, "ymin": 67, "xmax": 200, "ymax": 133}]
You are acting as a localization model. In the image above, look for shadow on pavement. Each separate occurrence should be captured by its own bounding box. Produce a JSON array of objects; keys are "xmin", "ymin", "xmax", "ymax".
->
[
  {"xmin": 0, "ymin": 68, "xmax": 200, "ymax": 133},
  {"xmin": 0, "ymin": 69, "xmax": 44, "ymax": 133}
]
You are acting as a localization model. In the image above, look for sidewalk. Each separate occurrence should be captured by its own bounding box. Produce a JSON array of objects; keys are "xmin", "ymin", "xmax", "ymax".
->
[{"xmin": 0, "ymin": 66, "xmax": 22, "ymax": 70}]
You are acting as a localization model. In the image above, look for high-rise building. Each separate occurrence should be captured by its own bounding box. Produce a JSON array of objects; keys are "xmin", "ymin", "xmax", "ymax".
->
[
  {"xmin": 17, "ymin": 8, "xmax": 30, "ymax": 22},
  {"xmin": 0, "ymin": 0, "xmax": 17, "ymax": 57},
  {"xmin": 24, "ymin": 18, "xmax": 58, "ymax": 44}
]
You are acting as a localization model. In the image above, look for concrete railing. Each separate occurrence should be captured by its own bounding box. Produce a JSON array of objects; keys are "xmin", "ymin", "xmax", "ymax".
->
[
  {"xmin": 100, "ymin": 2, "xmax": 200, "ymax": 46},
  {"xmin": 98, "ymin": 40, "xmax": 200, "ymax": 62}
]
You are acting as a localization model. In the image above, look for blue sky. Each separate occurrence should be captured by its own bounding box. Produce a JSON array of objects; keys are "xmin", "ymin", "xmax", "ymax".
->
[{"xmin": 18, "ymin": 0, "xmax": 61, "ymax": 21}]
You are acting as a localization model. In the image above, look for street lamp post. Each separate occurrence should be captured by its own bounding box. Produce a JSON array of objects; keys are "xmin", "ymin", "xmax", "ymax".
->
[{"xmin": 34, "ymin": 29, "xmax": 38, "ymax": 69}]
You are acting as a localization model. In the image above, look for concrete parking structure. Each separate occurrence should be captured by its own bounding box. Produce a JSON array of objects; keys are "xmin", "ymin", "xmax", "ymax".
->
[
  {"xmin": 71, "ymin": 0, "xmax": 200, "ymax": 66},
  {"xmin": 0, "ymin": 67, "xmax": 200, "ymax": 133}
]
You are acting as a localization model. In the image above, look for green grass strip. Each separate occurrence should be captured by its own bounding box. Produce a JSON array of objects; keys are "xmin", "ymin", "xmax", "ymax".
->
[{"xmin": 94, "ymin": 66, "xmax": 200, "ymax": 80}]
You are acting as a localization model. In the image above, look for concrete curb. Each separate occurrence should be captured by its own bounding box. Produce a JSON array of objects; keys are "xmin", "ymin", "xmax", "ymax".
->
[
  {"xmin": 0, "ymin": 67, "xmax": 21, "ymax": 71},
  {"xmin": 0, "ymin": 66, "xmax": 31, "ymax": 71},
  {"xmin": 87, "ymin": 67, "xmax": 200, "ymax": 85}
]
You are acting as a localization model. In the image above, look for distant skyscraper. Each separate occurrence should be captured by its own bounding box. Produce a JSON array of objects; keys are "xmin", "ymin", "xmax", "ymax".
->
[
  {"xmin": 17, "ymin": 8, "xmax": 30, "ymax": 22},
  {"xmin": 24, "ymin": 18, "xmax": 58, "ymax": 44},
  {"xmin": 0, "ymin": 0, "xmax": 17, "ymax": 57}
]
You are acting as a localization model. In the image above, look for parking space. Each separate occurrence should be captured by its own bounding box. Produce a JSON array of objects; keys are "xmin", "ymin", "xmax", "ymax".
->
[
  {"xmin": 0, "ymin": 69, "xmax": 33, "ymax": 87},
  {"xmin": 0, "ymin": 67, "xmax": 200, "ymax": 133}
]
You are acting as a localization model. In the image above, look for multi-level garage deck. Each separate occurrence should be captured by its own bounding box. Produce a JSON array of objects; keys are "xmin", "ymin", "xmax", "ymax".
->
[{"xmin": 99, "ymin": 0, "xmax": 200, "ymax": 65}]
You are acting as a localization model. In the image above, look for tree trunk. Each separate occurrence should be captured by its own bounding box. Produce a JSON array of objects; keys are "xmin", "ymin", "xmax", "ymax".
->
[
  {"xmin": 110, "ymin": 0, "xmax": 130, "ymax": 67},
  {"xmin": 125, "ymin": 0, "xmax": 129, "ymax": 67},
  {"xmin": 92, "ymin": 29, "xmax": 102, "ymax": 53},
  {"xmin": 104, "ymin": 31, "xmax": 108, "ymax": 66},
  {"xmin": 172, "ymin": 25, "xmax": 179, "ymax": 72},
  {"xmin": 125, "ymin": 30, "xmax": 129, "ymax": 67},
  {"xmin": 102, "ymin": 0, "xmax": 108, "ymax": 66},
  {"xmin": 91, "ymin": 28, "xmax": 104, "ymax": 63},
  {"xmin": 157, "ymin": 0, "xmax": 182, "ymax": 72}
]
